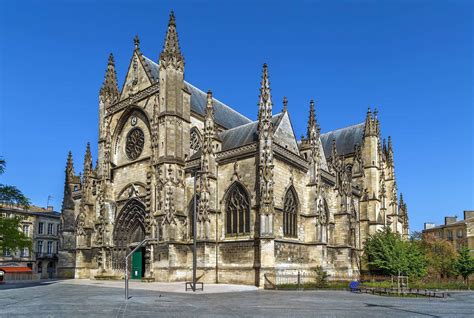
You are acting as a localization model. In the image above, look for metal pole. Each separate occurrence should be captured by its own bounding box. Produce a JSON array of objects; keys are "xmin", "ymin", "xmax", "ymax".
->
[
  {"xmin": 125, "ymin": 257, "xmax": 128, "ymax": 300},
  {"xmin": 193, "ymin": 171, "xmax": 197, "ymax": 292},
  {"xmin": 124, "ymin": 238, "xmax": 155, "ymax": 300}
]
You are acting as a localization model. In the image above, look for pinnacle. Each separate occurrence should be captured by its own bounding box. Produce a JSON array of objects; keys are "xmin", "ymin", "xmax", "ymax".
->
[
  {"xmin": 100, "ymin": 53, "xmax": 119, "ymax": 101},
  {"xmin": 134, "ymin": 35, "xmax": 140, "ymax": 49},
  {"xmin": 258, "ymin": 63, "xmax": 272, "ymax": 123},
  {"xmin": 108, "ymin": 53, "xmax": 114, "ymax": 65},
  {"xmin": 307, "ymin": 99, "xmax": 318, "ymax": 140},
  {"xmin": 169, "ymin": 11, "xmax": 176, "ymax": 26},
  {"xmin": 160, "ymin": 10, "xmax": 183, "ymax": 66},
  {"xmin": 66, "ymin": 151, "xmax": 74, "ymax": 175},
  {"xmin": 206, "ymin": 90, "xmax": 213, "ymax": 110},
  {"xmin": 282, "ymin": 96, "xmax": 288, "ymax": 112}
]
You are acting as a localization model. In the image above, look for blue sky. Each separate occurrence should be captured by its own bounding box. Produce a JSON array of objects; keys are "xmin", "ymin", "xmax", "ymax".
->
[{"xmin": 0, "ymin": 0, "xmax": 472, "ymax": 232}]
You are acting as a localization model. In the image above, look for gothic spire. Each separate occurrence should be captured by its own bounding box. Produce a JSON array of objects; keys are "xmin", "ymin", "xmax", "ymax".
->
[
  {"xmin": 387, "ymin": 135, "xmax": 394, "ymax": 163},
  {"xmin": 83, "ymin": 142, "xmax": 93, "ymax": 177},
  {"xmin": 282, "ymin": 96, "xmax": 288, "ymax": 112},
  {"xmin": 66, "ymin": 151, "xmax": 75, "ymax": 180},
  {"xmin": 364, "ymin": 107, "xmax": 379, "ymax": 137},
  {"xmin": 399, "ymin": 193, "xmax": 404, "ymax": 206},
  {"xmin": 159, "ymin": 11, "xmax": 184, "ymax": 70},
  {"xmin": 257, "ymin": 63, "xmax": 273, "ymax": 132},
  {"xmin": 62, "ymin": 151, "xmax": 76, "ymax": 210},
  {"xmin": 307, "ymin": 99, "xmax": 319, "ymax": 141},
  {"xmin": 134, "ymin": 34, "xmax": 140, "ymax": 50},
  {"xmin": 203, "ymin": 90, "xmax": 215, "ymax": 153},
  {"xmin": 307, "ymin": 100, "xmax": 322, "ymax": 185},
  {"xmin": 99, "ymin": 53, "xmax": 120, "ymax": 103}
]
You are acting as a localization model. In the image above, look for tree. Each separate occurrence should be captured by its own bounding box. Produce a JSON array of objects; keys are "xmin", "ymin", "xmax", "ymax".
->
[
  {"xmin": 0, "ymin": 158, "xmax": 32, "ymax": 253},
  {"xmin": 453, "ymin": 247, "xmax": 474, "ymax": 284},
  {"xmin": 0, "ymin": 215, "xmax": 32, "ymax": 252},
  {"xmin": 0, "ymin": 158, "xmax": 30, "ymax": 208},
  {"xmin": 417, "ymin": 233, "xmax": 457, "ymax": 278},
  {"xmin": 364, "ymin": 227, "xmax": 427, "ymax": 278}
]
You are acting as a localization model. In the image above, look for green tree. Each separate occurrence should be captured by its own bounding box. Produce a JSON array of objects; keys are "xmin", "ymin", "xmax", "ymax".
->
[
  {"xmin": 0, "ymin": 158, "xmax": 32, "ymax": 253},
  {"xmin": 420, "ymin": 234, "xmax": 457, "ymax": 278},
  {"xmin": 453, "ymin": 247, "xmax": 474, "ymax": 284},
  {"xmin": 364, "ymin": 227, "xmax": 427, "ymax": 278},
  {"xmin": 0, "ymin": 158, "xmax": 30, "ymax": 208},
  {"xmin": 0, "ymin": 215, "xmax": 32, "ymax": 252}
]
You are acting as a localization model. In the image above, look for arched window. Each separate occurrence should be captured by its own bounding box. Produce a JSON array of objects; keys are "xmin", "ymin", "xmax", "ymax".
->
[
  {"xmin": 283, "ymin": 187, "xmax": 298, "ymax": 237},
  {"xmin": 225, "ymin": 183, "xmax": 250, "ymax": 235},
  {"xmin": 190, "ymin": 127, "xmax": 201, "ymax": 152}
]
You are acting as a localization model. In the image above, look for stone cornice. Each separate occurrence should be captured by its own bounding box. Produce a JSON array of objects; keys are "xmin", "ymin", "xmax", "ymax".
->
[
  {"xmin": 217, "ymin": 143, "xmax": 258, "ymax": 164},
  {"xmin": 273, "ymin": 143, "xmax": 308, "ymax": 172},
  {"xmin": 106, "ymin": 83, "xmax": 159, "ymax": 116}
]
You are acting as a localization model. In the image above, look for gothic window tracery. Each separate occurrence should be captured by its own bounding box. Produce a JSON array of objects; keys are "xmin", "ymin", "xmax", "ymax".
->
[
  {"xmin": 225, "ymin": 183, "xmax": 250, "ymax": 235},
  {"xmin": 190, "ymin": 127, "xmax": 201, "ymax": 152},
  {"xmin": 283, "ymin": 187, "xmax": 298, "ymax": 237},
  {"xmin": 125, "ymin": 127, "xmax": 145, "ymax": 160}
]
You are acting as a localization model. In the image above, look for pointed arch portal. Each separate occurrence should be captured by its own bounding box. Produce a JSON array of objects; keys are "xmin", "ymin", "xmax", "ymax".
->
[{"xmin": 112, "ymin": 198, "xmax": 147, "ymax": 271}]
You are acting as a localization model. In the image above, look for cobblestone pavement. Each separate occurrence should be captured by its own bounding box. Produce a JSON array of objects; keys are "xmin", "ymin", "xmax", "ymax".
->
[{"xmin": 1, "ymin": 280, "xmax": 473, "ymax": 317}]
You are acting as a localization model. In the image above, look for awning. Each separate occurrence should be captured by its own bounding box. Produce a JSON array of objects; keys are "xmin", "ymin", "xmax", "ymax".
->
[{"xmin": 0, "ymin": 267, "xmax": 33, "ymax": 273}]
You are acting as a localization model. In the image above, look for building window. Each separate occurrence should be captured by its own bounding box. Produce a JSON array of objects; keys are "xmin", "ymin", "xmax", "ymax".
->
[
  {"xmin": 447, "ymin": 230, "xmax": 453, "ymax": 240},
  {"xmin": 457, "ymin": 229, "xmax": 463, "ymax": 238},
  {"xmin": 56, "ymin": 241, "xmax": 59, "ymax": 253},
  {"xmin": 3, "ymin": 249, "xmax": 11, "ymax": 257},
  {"xmin": 47, "ymin": 241, "xmax": 53, "ymax": 255},
  {"xmin": 38, "ymin": 222, "xmax": 44, "ymax": 234},
  {"xmin": 37, "ymin": 240, "xmax": 43, "ymax": 254},
  {"xmin": 47, "ymin": 223, "xmax": 53, "ymax": 235},
  {"xmin": 37, "ymin": 261, "xmax": 42, "ymax": 273},
  {"xmin": 225, "ymin": 183, "xmax": 250, "ymax": 235},
  {"xmin": 283, "ymin": 187, "xmax": 298, "ymax": 237},
  {"xmin": 21, "ymin": 248, "xmax": 29, "ymax": 257},
  {"xmin": 23, "ymin": 224, "xmax": 29, "ymax": 237},
  {"xmin": 57, "ymin": 224, "xmax": 60, "ymax": 235}
]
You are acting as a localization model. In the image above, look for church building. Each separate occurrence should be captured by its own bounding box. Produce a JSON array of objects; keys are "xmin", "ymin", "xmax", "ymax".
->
[{"xmin": 58, "ymin": 12, "xmax": 409, "ymax": 286}]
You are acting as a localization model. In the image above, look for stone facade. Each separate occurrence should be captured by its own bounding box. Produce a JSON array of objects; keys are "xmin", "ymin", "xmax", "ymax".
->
[
  {"xmin": 0, "ymin": 205, "xmax": 60, "ymax": 279},
  {"xmin": 423, "ymin": 211, "xmax": 474, "ymax": 257},
  {"xmin": 58, "ymin": 12, "xmax": 409, "ymax": 285}
]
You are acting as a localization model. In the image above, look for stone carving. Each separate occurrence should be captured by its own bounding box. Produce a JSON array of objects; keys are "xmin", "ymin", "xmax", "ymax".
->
[
  {"xmin": 190, "ymin": 127, "xmax": 201, "ymax": 152},
  {"xmin": 125, "ymin": 127, "xmax": 144, "ymax": 160},
  {"xmin": 257, "ymin": 64, "xmax": 275, "ymax": 234},
  {"xmin": 59, "ymin": 12, "xmax": 411, "ymax": 283}
]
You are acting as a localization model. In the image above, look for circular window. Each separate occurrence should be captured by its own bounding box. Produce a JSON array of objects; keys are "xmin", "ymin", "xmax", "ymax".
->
[{"xmin": 125, "ymin": 127, "xmax": 145, "ymax": 160}]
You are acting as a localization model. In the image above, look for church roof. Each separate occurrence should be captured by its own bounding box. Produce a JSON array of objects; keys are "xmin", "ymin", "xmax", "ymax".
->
[
  {"xmin": 140, "ymin": 56, "xmax": 252, "ymax": 129},
  {"xmin": 184, "ymin": 82, "xmax": 252, "ymax": 129},
  {"xmin": 219, "ymin": 113, "xmax": 284, "ymax": 151},
  {"xmin": 320, "ymin": 123, "xmax": 365, "ymax": 158}
]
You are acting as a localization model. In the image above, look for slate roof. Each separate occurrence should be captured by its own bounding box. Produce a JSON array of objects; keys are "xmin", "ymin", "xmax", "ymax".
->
[
  {"xmin": 219, "ymin": 113, "xmax": 284, "ymax": 151},
  {"xmin": 320, "ymin": 123, "xmax": 365, "ymax": 158},
  {"xmin": 184, "ymin": 82, "xmax": 252, "ymax": 129},
  {"xmin": 140, "ymin": 55, "xmax": 252, "ymax": 129}
]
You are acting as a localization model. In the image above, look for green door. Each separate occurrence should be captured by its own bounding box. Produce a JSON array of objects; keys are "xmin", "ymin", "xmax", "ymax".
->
[{"xmin": 131, "ymin": 249, "xmax": 142, "ymax": 279}]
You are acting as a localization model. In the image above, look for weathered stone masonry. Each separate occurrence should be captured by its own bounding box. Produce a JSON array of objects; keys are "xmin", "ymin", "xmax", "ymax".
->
[{"xmin": 58, "ymin": 11, "xmax": 409, "ymax": 285}]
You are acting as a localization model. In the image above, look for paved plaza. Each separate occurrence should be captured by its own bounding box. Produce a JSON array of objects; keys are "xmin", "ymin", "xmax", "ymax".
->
[{"xmin": 1, "ymin": 280, "xmax": 473, "ymax": 317}]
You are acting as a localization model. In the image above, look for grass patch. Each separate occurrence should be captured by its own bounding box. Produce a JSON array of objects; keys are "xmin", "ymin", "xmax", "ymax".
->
[
  {"xmin": 360, "ymin": 279, "xmax": 471, "ymax": 290},
  {"xmin": 276, "ymin": 281, "xmax": 350, "ymax": 290}
]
